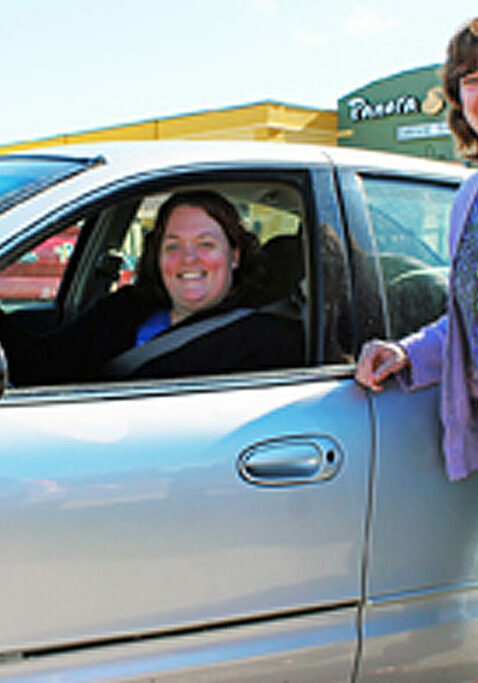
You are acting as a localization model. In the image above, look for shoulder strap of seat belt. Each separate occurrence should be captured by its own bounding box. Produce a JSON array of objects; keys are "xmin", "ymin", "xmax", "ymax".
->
[
  {"xmin": 103, "ymin": 307, "xmax": 255, "ymax": 378},
  {"xmin": 103, "ymin": 298, "xmax": 301, "ymax": 379}
]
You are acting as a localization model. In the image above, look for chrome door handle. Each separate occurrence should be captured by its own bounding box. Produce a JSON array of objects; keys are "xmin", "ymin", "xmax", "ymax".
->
[{"xmin": 237, "ymin": 435, "xmax": 343, "ymax": 486}]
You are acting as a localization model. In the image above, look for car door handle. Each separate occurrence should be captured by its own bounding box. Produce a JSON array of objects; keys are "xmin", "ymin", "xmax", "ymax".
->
[{"xmin": 237, "ymin": 434, "xmax": 343, "ymax": 486}]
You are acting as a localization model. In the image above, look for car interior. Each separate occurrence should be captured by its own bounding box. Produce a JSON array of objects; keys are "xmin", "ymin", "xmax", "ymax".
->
[
  {"xmin": 1, "ymin": 182, "xmax": 298, "ymax": 303},
  {"xmin": 1, "ymin": 178, "xmax": 351, "ymax": 385}
]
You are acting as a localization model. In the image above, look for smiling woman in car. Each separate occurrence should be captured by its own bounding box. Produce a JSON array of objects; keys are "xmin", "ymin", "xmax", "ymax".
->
[{"xmin": 0, "ymin": 190, "xmax": 304, "ymax": 385}]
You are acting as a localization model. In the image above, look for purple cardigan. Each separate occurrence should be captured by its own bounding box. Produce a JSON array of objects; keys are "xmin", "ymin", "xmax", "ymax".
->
[{"xmin": 400, "ymin": 172, "xmax": 478, "ymax": 481}]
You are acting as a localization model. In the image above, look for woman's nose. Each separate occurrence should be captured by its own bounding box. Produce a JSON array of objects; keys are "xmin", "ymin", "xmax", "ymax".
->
[{"xmin": 181, "ymin": 244, "xmax": 198, "ymax": 262}]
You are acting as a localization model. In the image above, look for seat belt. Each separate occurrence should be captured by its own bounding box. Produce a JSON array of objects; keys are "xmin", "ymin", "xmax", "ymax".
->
[
  {"xmin": 103, "ymin": 307, "xmax": 255, "ymax": 378},
  {"xmin": 102, "ymin": 298, "xmax": 300, "ymax": 379}
]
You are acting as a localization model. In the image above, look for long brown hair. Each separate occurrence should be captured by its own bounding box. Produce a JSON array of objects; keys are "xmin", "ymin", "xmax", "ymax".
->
[
  {"xmin": 443, "ymin": 18, "xmax": 478, "ymax": 159},
  {"xmin": 136, "ymin": 190, "xmax": 263, "ymax": 307}
]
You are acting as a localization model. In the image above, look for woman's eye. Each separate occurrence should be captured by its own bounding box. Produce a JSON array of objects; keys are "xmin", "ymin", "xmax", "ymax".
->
[
  {"xmin": 462, "ymin": 74, "xmax": 478, "ymax": 86},
  {"xmin": 199, "ymin": 241, "xmax": 216, "ymax": 249},
  {"xmin": 163, "ymin": 242, "xmax": 179, "ymax": 252}
]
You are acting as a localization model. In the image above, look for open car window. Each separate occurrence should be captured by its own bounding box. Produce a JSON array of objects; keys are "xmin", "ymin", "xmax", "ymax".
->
[
  {"xmin": 0, "ymin": 175, "xmax": 321, "ymax": 389},
  {"xmin": 115, "ymin": 183, "xmax": 304, "ymax": 293}
]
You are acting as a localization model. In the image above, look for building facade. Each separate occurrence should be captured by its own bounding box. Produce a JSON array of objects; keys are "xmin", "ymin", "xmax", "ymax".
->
[
  {"xmin": 0, "ymin": 67, "xmax": 459, "ymax": 162},
  {"xmin": 337, "ymin": 65, "xmax": 456, "ymax": 161},
  {"xmin": 0, "ymin": 101, "xmax": 339, "ymax": 154}
]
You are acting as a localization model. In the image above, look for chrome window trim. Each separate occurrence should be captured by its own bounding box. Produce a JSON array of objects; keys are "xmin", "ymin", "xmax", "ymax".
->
[{"xmin": 1, "ymin": 365, "xmax": 355, "ymax": 407}]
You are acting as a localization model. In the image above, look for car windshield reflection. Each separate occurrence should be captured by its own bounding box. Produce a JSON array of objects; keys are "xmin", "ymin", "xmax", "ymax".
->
[{"xmin": 0, "ymin": 155, "xmax": 104, "ymax": 213}]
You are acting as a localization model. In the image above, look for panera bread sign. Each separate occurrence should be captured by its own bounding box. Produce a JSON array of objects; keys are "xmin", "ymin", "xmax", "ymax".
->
[{"xmin": 346, "ymin": 86, "xmax": 446, "ymax": 122}]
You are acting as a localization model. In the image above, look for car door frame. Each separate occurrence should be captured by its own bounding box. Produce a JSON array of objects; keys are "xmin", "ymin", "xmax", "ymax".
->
[
  {"xmin": 336, "ymin": 162, "xmax": 478, "ymax": 679},
  {"xmin": 0, "ymin": 159, "xmax": 374, "ymax": 682}
]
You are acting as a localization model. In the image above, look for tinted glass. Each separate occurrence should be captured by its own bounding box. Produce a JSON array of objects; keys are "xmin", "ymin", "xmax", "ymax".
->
[
  {"xmin": 362, "ymin": 177, "xmax": 456, "ymax": 338},
  {"xmin": 0, "ymin": 222, "xmax": 82, "ymax": 310},
  {"xmin": 0, "ymin": 156, "xmax": 100, "ymax": 213}
]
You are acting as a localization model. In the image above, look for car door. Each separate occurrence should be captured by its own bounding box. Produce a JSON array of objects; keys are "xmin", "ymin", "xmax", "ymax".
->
[
  {"xmin": 340, "ymin": 166, "xmax": 478, "ymax": 681},
  {"xmin": 0, "ymin": 162, "xmax": 371, "ymax": 682}
]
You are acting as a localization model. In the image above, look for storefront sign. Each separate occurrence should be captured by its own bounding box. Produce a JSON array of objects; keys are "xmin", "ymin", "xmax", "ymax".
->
[
  {"xmin": 347, "ymin": 95, "xmax": 420, "ymax": 122},
  {"xmin": 396, "ymin": 121, "xmax": 451, "ymax": 141},
  {"xmin": 421, "ymin": 87, "xmax": 446, "ymax": 116},
  {"xmin": 346, "ymin": 87, "xmax": 446, "ymax": 123}
]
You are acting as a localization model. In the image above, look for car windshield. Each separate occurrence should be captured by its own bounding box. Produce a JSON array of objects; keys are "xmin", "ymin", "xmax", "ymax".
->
[{"xmin": 0, "ymin": 155, "xmax": 103, "ymax": 214}]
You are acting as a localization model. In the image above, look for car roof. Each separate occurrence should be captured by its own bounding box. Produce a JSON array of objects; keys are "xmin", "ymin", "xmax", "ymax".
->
[
  {"xmin": 3, "ymin": 139, "xmax": 472, "ymax": 178},
  {"xmin": 0, "ymin": 140, "xmax": 472, "ymax": 243}
]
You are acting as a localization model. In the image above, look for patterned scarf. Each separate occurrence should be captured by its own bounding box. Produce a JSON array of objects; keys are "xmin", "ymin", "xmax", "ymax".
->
[{"xmin": 453, "ymin": 197, "xmax": 478, "ymax": 393}]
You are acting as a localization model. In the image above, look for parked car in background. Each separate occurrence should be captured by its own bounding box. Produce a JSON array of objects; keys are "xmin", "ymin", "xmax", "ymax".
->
[
  {"xmin": 0, "ymin": 141, "xmax": 477, "ymax": 682},
  {"xmin": 0, "ymin": 223, "xmax": 80, "ymax": 303}
]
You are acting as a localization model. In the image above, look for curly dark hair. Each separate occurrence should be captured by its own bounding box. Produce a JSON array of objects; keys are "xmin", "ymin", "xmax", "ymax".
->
[
  {"xmin": 136, "ymin": 190, "xmax": 264, "ymax": 307},
  {"xmin": 442, "ymin": 17, "xmax": 478, "ymax": 160}
]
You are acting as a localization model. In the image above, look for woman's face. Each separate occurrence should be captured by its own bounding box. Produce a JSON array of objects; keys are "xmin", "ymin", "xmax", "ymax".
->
[
  {"xmin": 159, "ymin": 205, "xmax": 239, "ymax": 323},
  {"xmin": 460, "ymin": 61, "xmax": 478, "ymax": 135}
]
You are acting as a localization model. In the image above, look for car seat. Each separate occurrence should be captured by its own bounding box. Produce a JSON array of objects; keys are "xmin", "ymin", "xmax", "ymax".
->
[{"xmin": 260, "ymin": 233, "xmax": 304, "ymax": 303}]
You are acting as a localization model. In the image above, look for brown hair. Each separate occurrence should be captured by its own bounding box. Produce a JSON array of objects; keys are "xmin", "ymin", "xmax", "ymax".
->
[
  {"xmin": 443, "ymin": 18, "xmax": 478, "ymax": 159},
  {"xmin": 136, "ymin": 190, "xmax": 263, "ymax": 307}
]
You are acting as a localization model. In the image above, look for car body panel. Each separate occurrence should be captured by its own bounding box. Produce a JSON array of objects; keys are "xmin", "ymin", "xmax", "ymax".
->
[
  {"xmin": 360, "ymin": 588, "xmax": 478, "ymax": 682},
  {"xmin": 359, "ymin": 383, "xmax": 478, "ymax": 679},
  {"xmin": 0, "ymin": 141, "xmax": 477, "ymax": 680},
  {"xmin": 0, "ymin": 609, "xmax": 357, "ymax": 683},
  {"xmin": 0, "ymin": 142, "xmax": 329, "ymax": 247},
  {"xmin": 0, "ymin": 376, "xmax": 369, "ymax": 655},
  {"xmin": 369, "ymin": 384, "xmax": 478, "ymax": 593},
  {"xmin": 0, "ymin": 141, "xmax": 472, "ymax": 248}
]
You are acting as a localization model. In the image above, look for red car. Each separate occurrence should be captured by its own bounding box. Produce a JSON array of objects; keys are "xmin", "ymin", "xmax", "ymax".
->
[{"xmin": 0, "ymin": 224, "xmax": 134, "ymax": 301}]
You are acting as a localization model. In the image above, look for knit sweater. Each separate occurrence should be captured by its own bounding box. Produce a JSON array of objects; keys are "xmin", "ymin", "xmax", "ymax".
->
[{"xmin": 400, "ymin": 172, "xmax": 478, "ymax": 481}]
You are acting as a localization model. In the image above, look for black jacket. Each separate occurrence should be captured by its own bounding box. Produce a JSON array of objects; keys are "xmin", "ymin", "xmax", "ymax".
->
[{"xmin": 0, "ymin": 286, "xmax": 304, "ymax": 386}]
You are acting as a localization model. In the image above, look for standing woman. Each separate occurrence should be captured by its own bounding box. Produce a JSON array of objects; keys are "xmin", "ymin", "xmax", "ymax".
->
[{"xmin": 355, "ymin": 18, "xmax": 478, "ymax": 481}]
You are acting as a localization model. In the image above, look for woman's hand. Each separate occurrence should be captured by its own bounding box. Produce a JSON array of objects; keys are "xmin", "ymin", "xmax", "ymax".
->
[{"xmin": 355, "ymin": 340, "xmax": 410, "ymax": 391}]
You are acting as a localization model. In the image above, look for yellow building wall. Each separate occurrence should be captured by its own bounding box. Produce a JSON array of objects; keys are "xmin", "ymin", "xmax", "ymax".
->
[{"xmin": 0, "ymin": 101, "xmax": 338, "ymax": 154}]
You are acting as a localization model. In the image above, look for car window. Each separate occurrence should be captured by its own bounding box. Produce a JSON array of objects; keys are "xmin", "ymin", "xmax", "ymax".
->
[
  {"xmin": 0, "ymin": 155, "xmax": 103, "ymax": 214},
  {"xmin": 0, "ymin": 176, "xmax": 316, "ymax": 387},
  {"xmin": 361, "ymin": 177, "xmax": 455, "ymax": 338},
  {"xmin": 98, "ymin": 179, "xmax": 353, "ymax": 368},
  {"xmin": 0, "ymin": 222, "xmax": 82, "ymax": 311}
]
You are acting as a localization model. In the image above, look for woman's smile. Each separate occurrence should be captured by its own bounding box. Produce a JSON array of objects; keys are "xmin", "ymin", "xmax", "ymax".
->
[
  {"xmin": 178, "ymin": 271, "xmax": 206, "ymax": 280},
  {"xmin": 159, "ymin": 205, "xmax": 239, "ymax": 323}
]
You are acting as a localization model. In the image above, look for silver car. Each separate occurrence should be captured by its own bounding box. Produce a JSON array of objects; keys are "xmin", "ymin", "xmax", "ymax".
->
[{"xmin": 0, "ymin": 141, "xmax": 477, "ymax": 682}]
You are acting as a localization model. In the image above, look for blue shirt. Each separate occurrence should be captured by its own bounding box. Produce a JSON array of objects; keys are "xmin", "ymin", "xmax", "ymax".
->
[{"xmin": 136, "ymin": 310, "xmax": 171, "ymax": 346}]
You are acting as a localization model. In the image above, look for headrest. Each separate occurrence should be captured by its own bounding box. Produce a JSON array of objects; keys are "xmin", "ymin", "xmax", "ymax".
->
[{"xmin": 261, "ymin": 233, "xmax": 304, "ymax": 303}]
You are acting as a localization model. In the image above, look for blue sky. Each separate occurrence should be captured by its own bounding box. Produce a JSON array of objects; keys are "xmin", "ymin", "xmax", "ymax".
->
[{"xmin": 2, "ymin": 1, "xmax": 477, "ymax": 146}]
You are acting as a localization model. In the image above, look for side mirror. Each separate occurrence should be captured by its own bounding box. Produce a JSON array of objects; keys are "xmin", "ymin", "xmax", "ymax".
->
[{"xmin": 0, "ymin": 342, "xmax": 8, "ymax": 398}]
